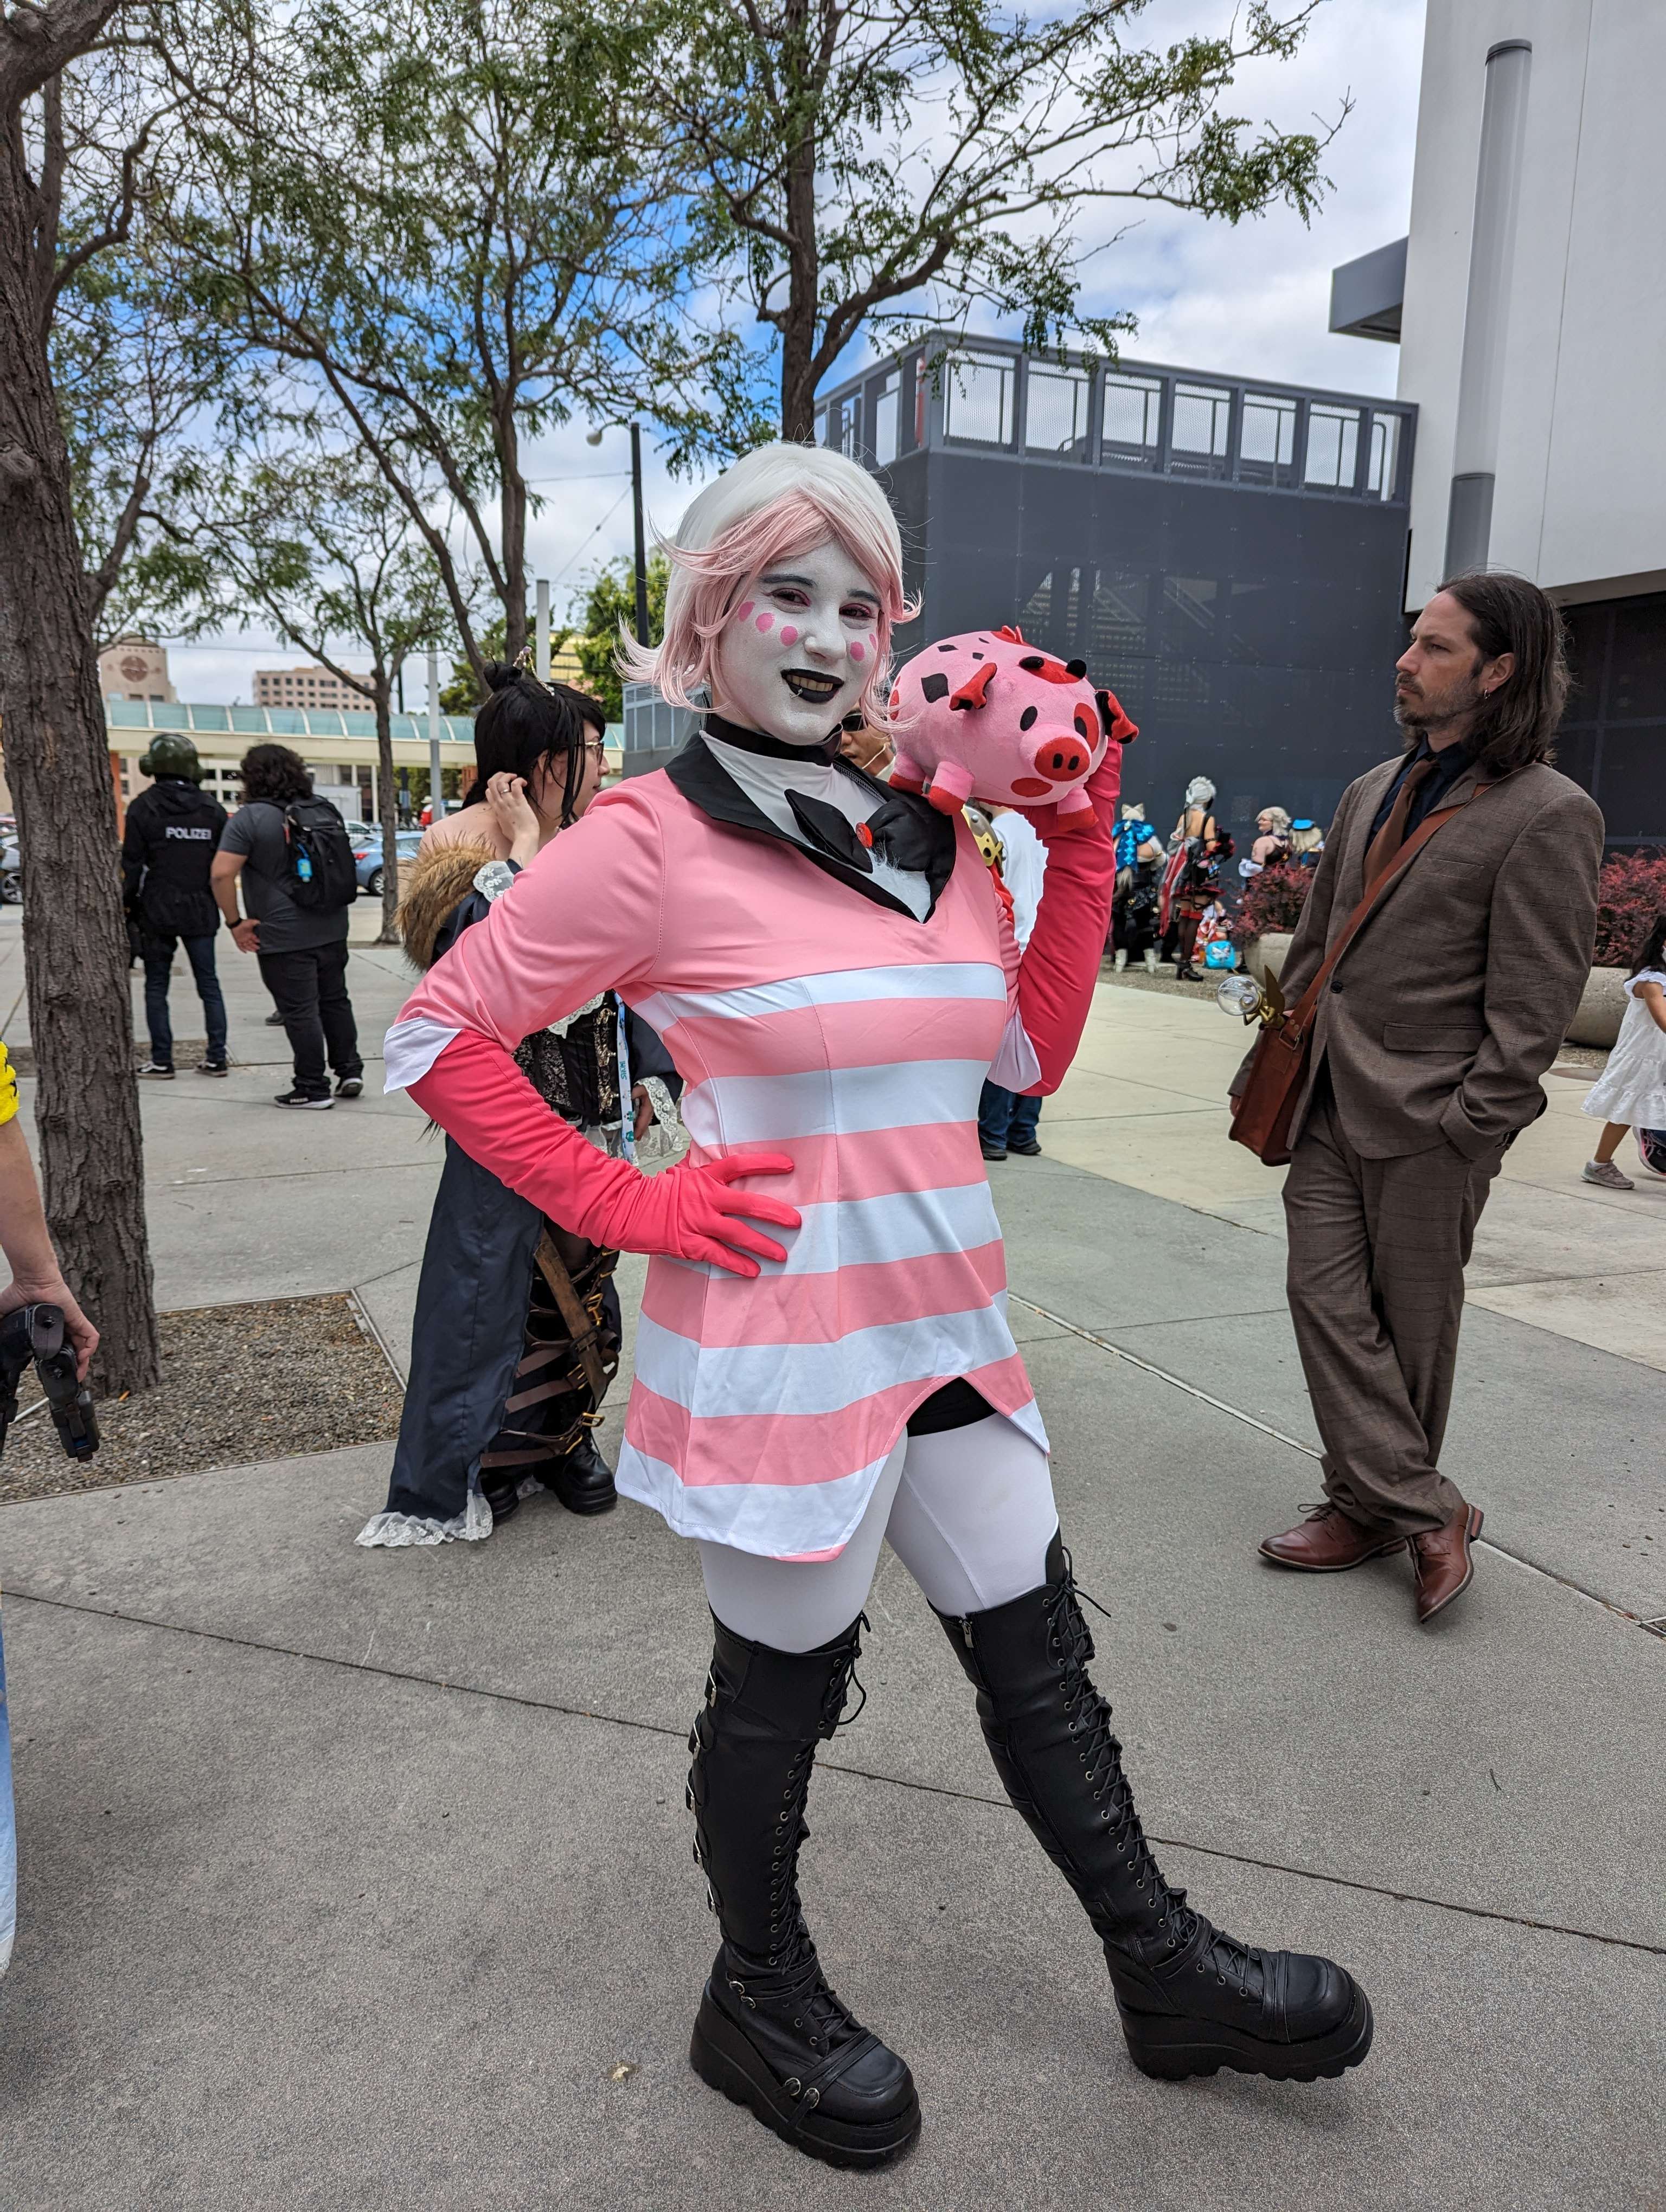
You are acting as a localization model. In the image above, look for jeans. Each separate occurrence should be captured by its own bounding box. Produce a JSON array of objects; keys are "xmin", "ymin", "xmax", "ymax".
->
[
  {"xmin": 978, "ymin": 1079, "xmax": 1042, "ymax": 1149},
  {"xmin": 258, "ymin": 940, "xmax": 362, "ymax": 1095},
  {"xmin": 141, "ymin": 931, "xmax": 227, "ymax": 1067}
]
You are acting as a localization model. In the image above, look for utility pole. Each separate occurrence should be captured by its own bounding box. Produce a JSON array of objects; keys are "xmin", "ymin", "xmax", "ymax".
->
[
  {"xmin": 426, "ymin": 645, "xmax": 443, "ymax": 821},
  {"xmin": 536, "ymin": 577, "xmax": 550, "ymax": 682},
  {"xmin": 630, "ymin": 421, "xmax": 650, "ymax": 646}
]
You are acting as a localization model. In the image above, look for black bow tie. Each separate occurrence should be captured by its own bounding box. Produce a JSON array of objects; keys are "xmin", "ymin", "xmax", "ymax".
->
[
  {"xmin": 785, "ymin": 787, "xmax": 946, "ymax": 877},
  {"xmin": 787, "ymin": 789, "xmax": 871, "ymax": 871}
]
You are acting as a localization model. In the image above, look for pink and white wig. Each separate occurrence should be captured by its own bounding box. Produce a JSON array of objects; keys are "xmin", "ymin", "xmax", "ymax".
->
[{"xmin": 617, "ymin": 442, "xmax": 915, "ymax": 728}]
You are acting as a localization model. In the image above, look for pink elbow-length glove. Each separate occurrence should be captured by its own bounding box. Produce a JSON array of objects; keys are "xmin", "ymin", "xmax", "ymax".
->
[
  {"xmin": 411, "ymin": 1031, "xmax": 799, "ymax": 1278},
  {"xmin": 1008, "ymin": 738, "xmax": 1122, "ymax": 1092}
]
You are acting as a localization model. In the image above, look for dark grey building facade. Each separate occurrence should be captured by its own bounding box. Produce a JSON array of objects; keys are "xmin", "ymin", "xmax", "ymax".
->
[{"xmin": 815, "ymin": 336, "xmax": 1417, "ymax": 851}]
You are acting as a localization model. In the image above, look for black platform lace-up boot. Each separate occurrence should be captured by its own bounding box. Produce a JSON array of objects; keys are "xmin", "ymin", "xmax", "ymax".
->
[
  {"xmin": 936, "ymin": 1536, "xmax": 1374, "ymax": 2083},
  {"xmin": 685, "ymin": 1614, "xmax": 921, "ymax": 2167}
]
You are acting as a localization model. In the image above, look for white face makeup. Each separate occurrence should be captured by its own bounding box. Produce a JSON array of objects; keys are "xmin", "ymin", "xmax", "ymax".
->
[{"xmin": 709, "ymin": 538, "xmax": 883, "ymax": 748}]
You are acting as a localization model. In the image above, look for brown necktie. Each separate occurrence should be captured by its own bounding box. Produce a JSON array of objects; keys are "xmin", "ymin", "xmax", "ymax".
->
[{"xmin": 1364, "ymin": 756, "xmax": 1439, "ymax": 889}]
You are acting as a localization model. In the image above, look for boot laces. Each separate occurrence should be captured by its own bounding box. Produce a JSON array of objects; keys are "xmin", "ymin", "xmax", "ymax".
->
[{"xmin": 1045, "ymin": 1555, "xmax": 1200, "ymax": 1952}]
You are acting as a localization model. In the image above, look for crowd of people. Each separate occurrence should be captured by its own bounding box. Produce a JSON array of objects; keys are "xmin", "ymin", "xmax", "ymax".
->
[{"xmin": 7, "ymin": 442, "xmax": 1663, "ymax": 2188}]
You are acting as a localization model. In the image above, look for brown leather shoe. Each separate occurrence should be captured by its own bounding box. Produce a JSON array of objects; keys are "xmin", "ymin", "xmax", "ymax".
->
[
  {"xmin": 1410, "ymin": 1503, "xmax": 1483, "ymax": 1623},
  {"xmin": 1259, "ymin": 1502, "xmax": 1407, "ymax": 1572}
]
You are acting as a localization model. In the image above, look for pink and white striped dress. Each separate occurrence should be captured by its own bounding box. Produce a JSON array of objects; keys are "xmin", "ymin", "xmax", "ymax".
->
[{"xmin": 386, "ymin": 763, "xmax": 1107, "ymax": 1560}]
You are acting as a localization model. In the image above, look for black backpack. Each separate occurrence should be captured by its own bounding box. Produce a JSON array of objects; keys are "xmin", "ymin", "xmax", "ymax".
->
[{"xmin": 281, "ymin": 797, "xmax": 358, "ymax": 910}]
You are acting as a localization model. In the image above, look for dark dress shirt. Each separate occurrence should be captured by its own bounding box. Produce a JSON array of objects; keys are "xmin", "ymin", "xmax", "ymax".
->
[{"xmin": 1368, "ymin": 736, "xmax": 1475, "ymax": 846}]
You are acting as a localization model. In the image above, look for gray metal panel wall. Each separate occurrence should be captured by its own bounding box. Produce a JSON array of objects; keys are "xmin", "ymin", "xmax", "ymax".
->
[{"xmin": 882, "ymin": 445, "xmax": 1412, "ymax": 851}]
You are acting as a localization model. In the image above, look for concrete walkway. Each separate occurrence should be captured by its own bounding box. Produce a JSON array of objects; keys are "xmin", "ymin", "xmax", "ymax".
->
[{"xmin": 0, "ymin": 911, "xmax": 1661, "ymax": 2209}]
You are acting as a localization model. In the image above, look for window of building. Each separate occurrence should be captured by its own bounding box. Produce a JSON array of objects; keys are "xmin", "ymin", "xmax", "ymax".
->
[
  {"xmin": 1170, "ymin": 383, "xmax": 1231, "ymax": 477},
  {"xmin": 1024, "ymin": 366, "xmax": 1091, "ymax": 457},
  {"xmin": 838, "ymin": 400, "xmax": 862, "ymax": 459},
  {"xmin": 871, "ymin": 374, "xmax": 900, "ymax": 466},
  {"xmin": 813, "ymin": 404, "xmax": 829, "ymax": 447},
  {"xmin": 1305, "ymin": 404, "xmax": 1360, "ymax": 490},
  {"xmin": 942, "ymin": 351, "xmax": 1015, "ymax": 445},
  {"xmin": 1239, "ymin": 393, "xmax": 1297, "ymax": 485},
  {"xmin": 1100, "ymin": 374, "xmax": 1161, "ymax": 461}
]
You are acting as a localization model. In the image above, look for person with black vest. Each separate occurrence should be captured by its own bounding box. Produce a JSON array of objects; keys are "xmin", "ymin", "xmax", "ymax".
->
[
  {"xmin": 212, "ymin": 743, "xmax": 364, "ymax": 1109},
  {"xmin": 122, "ymin": 735, "xmax": 230, "ymax": 1078}
]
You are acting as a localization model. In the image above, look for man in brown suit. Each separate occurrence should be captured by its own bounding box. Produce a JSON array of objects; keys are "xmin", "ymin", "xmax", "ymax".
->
[{"xmin": 1248, "ymin": 573, "xmax": 1603, "ymax": 1622}]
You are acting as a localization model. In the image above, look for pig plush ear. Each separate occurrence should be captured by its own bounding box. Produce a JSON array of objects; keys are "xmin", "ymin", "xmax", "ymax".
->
[
  {"xmin": 992, "ymin": 623, "xmax": 1027, "ymax": 644},
  {"xmin": 949, "ymin": 662, "xmax": 997, "ymax": 711}
]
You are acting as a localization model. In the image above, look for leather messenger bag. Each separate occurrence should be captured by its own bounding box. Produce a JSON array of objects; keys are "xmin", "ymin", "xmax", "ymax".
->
[{"xmin": 1229, "ymin": 791, "xmax": 1486, "ymax": 1167}]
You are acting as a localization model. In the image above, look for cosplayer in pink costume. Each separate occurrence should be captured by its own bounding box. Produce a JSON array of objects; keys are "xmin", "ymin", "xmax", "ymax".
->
[{"xmin": 385, "ymin": 445, "xmax": 1372, "ymax": 2164}]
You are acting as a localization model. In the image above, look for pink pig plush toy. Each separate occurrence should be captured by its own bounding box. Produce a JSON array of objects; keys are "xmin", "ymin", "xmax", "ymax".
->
[{"xmin": 886, "ymin": 626, "xmax": 1138, "ymax": 830}]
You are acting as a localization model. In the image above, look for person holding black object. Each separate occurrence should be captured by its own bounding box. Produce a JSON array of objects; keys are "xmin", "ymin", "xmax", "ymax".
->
[
  {"xmin": 0, "ymin": 1031, "xmax": 97, "ymax": 1978},
  {"xmin": 1246, "ymin": 574, "xmax": 1603, "ymax": 1623},
  {"xmin": 212, "ymin": 744, "xmax": 364, "ymax": 1108},
  {"xmin": 121, "ymin": 734, "xmax": 229, "ymax": 1078}
]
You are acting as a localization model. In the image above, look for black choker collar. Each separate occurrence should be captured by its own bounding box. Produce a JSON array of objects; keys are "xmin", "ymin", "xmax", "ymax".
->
[{"xmin": 703, "ymin": 712, "xmax": 841, "ymax": 767}]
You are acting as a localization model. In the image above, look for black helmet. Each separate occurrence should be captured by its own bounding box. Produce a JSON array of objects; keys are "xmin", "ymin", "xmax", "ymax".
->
[{"xmin": 139, "ymin": 734, "xmax": 203, "ymax": 782}]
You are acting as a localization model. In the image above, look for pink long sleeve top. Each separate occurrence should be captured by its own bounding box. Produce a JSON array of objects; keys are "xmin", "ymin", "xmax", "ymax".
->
[{"xmin": 385, "ymin": 738, "xmax": 1117, "ymax": 1559}]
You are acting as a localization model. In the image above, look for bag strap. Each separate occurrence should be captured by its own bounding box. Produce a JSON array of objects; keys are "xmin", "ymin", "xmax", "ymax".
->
[{"xmin": 1286, "ymin": 785, "xmax": 1490, "ymax": 1034}]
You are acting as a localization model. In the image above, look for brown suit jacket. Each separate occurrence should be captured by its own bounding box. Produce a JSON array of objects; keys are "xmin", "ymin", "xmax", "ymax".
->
[{"xmin": 1237, "ymin": 753, "xmax": 1603, "ymax": 1159}]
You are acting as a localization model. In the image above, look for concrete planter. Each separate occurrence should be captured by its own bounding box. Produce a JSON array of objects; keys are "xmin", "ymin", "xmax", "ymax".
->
[
  {"xmin": 1245, "ymin": 933, "xmax": 1292, "ymax": 988},
  {"xmin": 1238, "ymin": 936, "xmax": 1625, "ymax": 1049},
  {"xmin": 1566, "ymin": 967, "xmax": 1630, "ymax": 1050}
]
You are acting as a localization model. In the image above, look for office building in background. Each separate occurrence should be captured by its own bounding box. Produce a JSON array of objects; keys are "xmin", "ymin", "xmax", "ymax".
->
[{"xmin": 1335, "ymin": 0, "xmax": 1665, "ymax": 845}]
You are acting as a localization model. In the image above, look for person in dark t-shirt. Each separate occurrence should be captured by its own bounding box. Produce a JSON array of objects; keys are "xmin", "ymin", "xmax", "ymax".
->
[{"xmin": 212, "ymin": 743, "xmax": 363, "ymax": 1109}]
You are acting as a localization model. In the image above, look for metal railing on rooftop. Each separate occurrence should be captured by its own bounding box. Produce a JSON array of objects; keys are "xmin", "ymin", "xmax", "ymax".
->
[{"xmin": 814, "ymin": 335, "xmax": 1413, "ymax": 504}]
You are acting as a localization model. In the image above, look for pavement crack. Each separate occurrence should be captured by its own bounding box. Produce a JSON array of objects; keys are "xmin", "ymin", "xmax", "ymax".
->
[{"xmin": 10, "ymin": 1585, "xmax": 1662, "ymax": 1962}]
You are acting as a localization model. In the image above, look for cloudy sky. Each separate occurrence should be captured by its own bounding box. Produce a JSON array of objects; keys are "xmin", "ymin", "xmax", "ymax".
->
[{"xmin": 168, "ymin": 0, "xmax": 1427, "ymax": 704}]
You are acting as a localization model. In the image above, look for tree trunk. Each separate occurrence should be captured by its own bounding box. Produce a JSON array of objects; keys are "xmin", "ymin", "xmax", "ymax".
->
[
  {"xmin": 0, "ymin": 142, "xmax": 160, "ymax": 1394},
  {"xmin": 778, "ymin": 22, "xmax": 819, "ymax": 443},
  {"xmin": 375, "ymin": 678, "xmax": 400, "ymax": 944}
]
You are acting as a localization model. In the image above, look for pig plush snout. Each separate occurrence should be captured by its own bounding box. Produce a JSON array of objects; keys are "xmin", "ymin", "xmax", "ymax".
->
[{"xmin": 1010, "ymin": 728, "xmax": 1091, "ymax": 798}]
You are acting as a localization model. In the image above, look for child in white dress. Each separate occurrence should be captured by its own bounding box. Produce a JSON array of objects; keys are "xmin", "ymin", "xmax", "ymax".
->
[{"xmin": 1581, "ymin": 913, "xmax": 1666, "ymax": 1189}]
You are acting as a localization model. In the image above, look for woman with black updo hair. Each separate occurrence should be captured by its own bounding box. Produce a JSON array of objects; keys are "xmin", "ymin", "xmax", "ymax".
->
[{"xmin": 357, "ymin": 665, "xmax": 682, "ymax": 1545}]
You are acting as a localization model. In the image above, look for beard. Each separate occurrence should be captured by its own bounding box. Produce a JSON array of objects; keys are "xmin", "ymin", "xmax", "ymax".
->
[{"xmin": 1394, "ymin": 663, "xmax": 1485, "ymax": 735}]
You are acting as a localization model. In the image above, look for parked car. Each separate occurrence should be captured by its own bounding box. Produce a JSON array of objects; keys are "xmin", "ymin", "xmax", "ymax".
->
[
  {"xmin": 0, "ymin": 838, "xmax": 18, "ymax": 905},
  {"xmin": 351, "ymin": 828, "xmax": 424, "ymax": 898}
]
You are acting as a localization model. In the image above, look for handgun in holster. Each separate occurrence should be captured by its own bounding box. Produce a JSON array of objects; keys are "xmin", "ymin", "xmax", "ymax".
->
[{"xmin": 0, "ymin": 1303, "xmax": 99, "ymax": 1461}]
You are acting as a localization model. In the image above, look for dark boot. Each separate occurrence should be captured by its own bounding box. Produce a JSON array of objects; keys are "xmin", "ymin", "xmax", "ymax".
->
[
  {"xmin": 686, "ymin": 1616, "xmax": 920, "ymax": 2167},
  {"xmin": 935, "ymin": 1537, "xmax": 1373, "ymax": 2084},
  {"xmin": 545, "ymin": 1429, "xmax": 617, "ymax": 1516}
]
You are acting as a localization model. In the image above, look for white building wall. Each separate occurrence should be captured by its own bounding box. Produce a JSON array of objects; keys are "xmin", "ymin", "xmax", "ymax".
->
[{"xmin": 1398, "ymin": 0, "xmax": 1666, "ymax": 609}]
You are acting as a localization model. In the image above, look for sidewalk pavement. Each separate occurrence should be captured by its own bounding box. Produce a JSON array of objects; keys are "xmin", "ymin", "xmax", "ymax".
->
[{"xmin": 0, "ymin": 919, "xmax": 1661, "ymax": 2210}]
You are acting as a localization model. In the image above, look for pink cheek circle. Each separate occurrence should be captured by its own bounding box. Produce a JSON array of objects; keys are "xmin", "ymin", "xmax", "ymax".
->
[
  {"xmin": 754, "ymin": 610, "xmax": 774, "ymax": 633},
  {"xmin": 778, "ymin": 625, "xmax": 799, "ymax": 646},
  {"xmin": 849, "ymin": 639, "xmax": 866, "ymax": 663},
  {"xmin": 734, "ymin": 601, "xmax": 754, "ymax": 622}
]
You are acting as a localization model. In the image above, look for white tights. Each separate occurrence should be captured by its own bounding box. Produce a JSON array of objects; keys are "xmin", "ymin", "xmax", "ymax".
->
[{"xmin": 698, "ymin": 1414, "xmax": 1059, "ymax": 1652}]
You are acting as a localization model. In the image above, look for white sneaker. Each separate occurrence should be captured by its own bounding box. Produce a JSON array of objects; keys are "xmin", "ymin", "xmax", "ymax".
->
[{"xmin": 1582, "ymin": 1159, "xmax": 1634, "ymax": 1190}]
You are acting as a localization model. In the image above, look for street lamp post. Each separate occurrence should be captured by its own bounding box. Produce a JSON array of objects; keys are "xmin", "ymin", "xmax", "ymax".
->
[
  {"xmin": 587, "ymin": 420, "xmax": 651, "ymax": 645},
  {"xmin": 629, "ymin": 422, "xmax": 649, "ymax": 647},
  {"xmin": 426, "ymin": 645, "xmax": 442, "ymax": 822}
]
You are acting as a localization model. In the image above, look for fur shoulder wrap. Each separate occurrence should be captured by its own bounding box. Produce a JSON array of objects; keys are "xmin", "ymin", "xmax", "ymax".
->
[{"xmin": 398, "ymin": 843, "xmax": 498, "ymax": 971}]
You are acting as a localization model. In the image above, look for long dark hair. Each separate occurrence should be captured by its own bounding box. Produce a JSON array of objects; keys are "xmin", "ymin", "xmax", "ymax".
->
[
  {"xmin": 1631, "ymin": 911, "xmax": 1666, "ymax": 979},
  {"xmin": 1437, "ymin": 570, "xmax": 1570, "ymax": 775},
  {"xmin": 465, "ymin": 666, "xmax": 607, "ymax": 827},
  {"xmin": 239, "ymin": 743, "xmax": 313, "ymax": 805}
]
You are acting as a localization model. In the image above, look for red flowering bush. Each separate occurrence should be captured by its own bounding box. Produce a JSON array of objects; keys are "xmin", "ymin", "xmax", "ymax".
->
[
  {"xmin": 1592, "ymin": 852, "xmax": 1666, "ymax": 968},
  {"xmin": 1231, "ymin": 862, "xmax": 1315, "ymax": 947}
]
